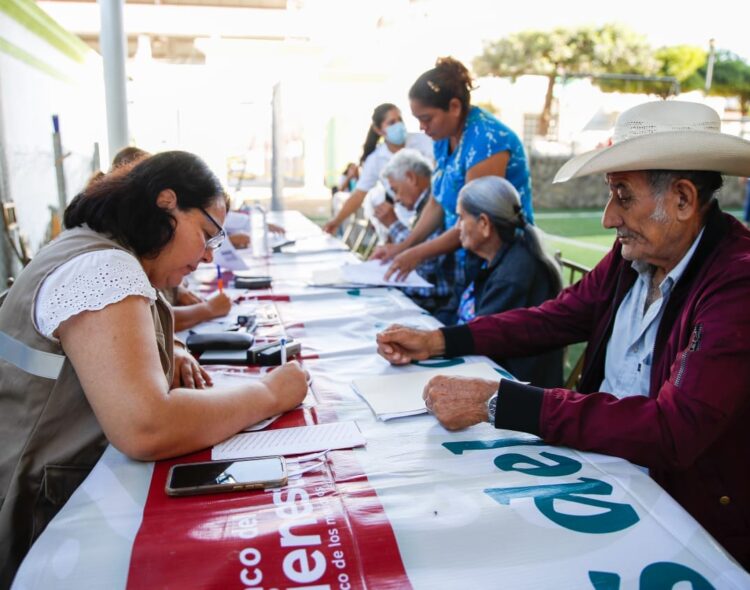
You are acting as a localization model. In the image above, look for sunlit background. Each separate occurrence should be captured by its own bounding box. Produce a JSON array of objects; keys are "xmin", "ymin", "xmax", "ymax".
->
[{"xmin": 1, "ymin": 0, "xmax": 749, "ymax": 280}]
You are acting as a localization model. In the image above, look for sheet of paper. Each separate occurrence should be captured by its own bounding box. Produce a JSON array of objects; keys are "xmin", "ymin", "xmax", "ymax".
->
[
  {"xmin": 212, "ymin": 421, "xmax": 365, "ymax": 460},
  {"xmin": 352, "ymin": 362, "xmax": 503, "ymax": 421},
  {"xmin": 344, "ymin": 260, "xmax": 432, "ymax": 288},
  {"xmin": 243, "ymin": 414, "xmax": 281, "ymax": 432},
  {"xmin": 213, "ymin": 237, "xmax": 250, "ymax": 271},
  {"xmin": 224, "ymin": 210, "xmax": 250, "ymax": 234},
  {"xmin": 278, "ymin": 234, "xmax": 349, "ymax": 255},
  {"xmin": 311, "ymin": 260, "xmax": 432, "ymax": 289}
]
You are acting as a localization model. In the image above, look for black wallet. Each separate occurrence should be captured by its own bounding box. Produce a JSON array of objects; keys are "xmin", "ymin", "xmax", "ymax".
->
[{"xmin": 186, "ymin": 332, "xmax": 255, "ymax": 355}]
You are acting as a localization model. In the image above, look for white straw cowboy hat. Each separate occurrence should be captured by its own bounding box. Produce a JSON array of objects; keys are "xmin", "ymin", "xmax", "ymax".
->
[{"xmin": 554, "ymin": 100, "xmax": 750, "ymax": 182}]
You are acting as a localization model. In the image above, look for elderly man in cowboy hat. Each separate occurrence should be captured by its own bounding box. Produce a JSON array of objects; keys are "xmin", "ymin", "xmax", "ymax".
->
[{"xmin": 376, "ymin": 100, "xmax": 750, "ymax": 567}]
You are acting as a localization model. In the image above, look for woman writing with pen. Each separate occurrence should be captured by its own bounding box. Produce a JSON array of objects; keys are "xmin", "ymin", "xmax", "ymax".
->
[{"xmin": 0, "ymin": 151, "xmax": 308, "ymax": 585}]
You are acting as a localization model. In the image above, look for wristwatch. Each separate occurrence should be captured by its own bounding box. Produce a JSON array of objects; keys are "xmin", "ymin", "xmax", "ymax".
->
[{"xmin": 486, "ymin": 393, "xmax": 498, "ymax": 424}]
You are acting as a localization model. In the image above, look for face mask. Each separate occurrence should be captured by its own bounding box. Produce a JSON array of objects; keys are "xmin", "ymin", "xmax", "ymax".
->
[{"xmin": 384, "ymin": 121, "xmax": 407, "ymax": 146}]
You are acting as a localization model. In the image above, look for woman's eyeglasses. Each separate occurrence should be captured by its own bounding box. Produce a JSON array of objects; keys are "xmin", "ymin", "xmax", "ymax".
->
[{"xmin": 199, "ymin": 208, "xmax": 226, "ymax": 250}]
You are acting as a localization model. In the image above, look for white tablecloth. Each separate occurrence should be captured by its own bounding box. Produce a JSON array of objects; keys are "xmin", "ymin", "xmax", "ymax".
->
[{"xmin": 13, "ymin": 211, "xmax": 749, "ymax": 590}]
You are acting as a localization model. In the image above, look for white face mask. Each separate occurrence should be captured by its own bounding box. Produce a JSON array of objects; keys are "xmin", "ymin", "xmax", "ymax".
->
[{"xmin": 384, "ymin": 121, "xmax": 407, "ymax": 146}]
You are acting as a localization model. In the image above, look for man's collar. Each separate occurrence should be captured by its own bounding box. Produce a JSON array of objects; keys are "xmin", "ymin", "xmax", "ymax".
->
[{"xmin": 413, "ymin": 188, "xmax": 430, "ymax": 211}]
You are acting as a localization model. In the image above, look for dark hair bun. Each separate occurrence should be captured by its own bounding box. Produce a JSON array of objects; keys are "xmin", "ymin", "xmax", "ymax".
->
[
  {"xmin": 409, "ymin": 56, "xmax": 473, "ymax": 114},
  {"xmin": 435, "ymin": 56, "xmax": 473, "ymax": 90}
]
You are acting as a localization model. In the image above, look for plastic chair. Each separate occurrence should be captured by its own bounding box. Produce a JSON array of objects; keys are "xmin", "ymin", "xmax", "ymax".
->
[{"xmin": 343, "ymin": 219, "xmax": 378, "ymax": 260}]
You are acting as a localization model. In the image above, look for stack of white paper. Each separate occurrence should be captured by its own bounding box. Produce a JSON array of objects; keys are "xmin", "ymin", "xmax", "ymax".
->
[
  {"xmin": 212, "ymin": 421, "xmax": 365, "ymax": 460},
  {"xmin": 277, "ymin": 234, "xmax": 349, "ymax": 255},
  {"xmin": 312, "ymin": 259, "xmax": 433, "ymax": 289},
  {"xmin": 352, "ymin": 362, "xmax": 503, "ymax": 421}
]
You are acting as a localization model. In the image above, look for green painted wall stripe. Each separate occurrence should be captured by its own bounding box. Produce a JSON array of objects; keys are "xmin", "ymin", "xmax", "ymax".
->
[
  {"xmin": 0, "ymin": 36, "xmax": 73, "ymax": 83},
  {"xmin": 0, "ymin": 0, "xmax": 91, "ymax": 64}
]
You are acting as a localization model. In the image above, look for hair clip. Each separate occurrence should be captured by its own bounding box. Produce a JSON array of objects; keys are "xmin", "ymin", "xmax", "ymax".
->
[{"xmin": 426, "ymin": 80, "xmax": 441, "ymax": 93}]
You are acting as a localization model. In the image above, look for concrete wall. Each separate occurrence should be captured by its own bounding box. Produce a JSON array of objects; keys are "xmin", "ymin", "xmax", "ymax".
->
[{"xmin": 529, "ymin": 154, "xmax": 747, "ymax": 210}]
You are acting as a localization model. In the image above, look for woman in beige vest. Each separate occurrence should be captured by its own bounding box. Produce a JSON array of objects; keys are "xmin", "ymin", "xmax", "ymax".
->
[{"xmin": 0, "ymin": 151, "xmax": 307, "ymax": 586}]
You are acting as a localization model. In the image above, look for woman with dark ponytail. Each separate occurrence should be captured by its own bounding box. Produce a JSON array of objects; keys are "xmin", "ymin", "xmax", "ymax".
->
[
  {"xmin": 323, "ymin": 103, "xmax": 432, "ymax": 235},
  {"xmin": 378, "ymin": 57, "xmax": 534, "ymax": 322}
]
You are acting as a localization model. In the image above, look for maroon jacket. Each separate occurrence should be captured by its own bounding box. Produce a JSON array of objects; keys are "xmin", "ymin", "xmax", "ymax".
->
[{"xmin": 441, "ymin": 203, "xmax": 750, "ymax": 567}]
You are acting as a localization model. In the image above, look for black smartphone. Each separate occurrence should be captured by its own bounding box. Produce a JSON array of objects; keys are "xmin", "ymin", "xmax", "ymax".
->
[{"xmin": 165, "ymin": 456, "xmax": 287, "ymax": 496}]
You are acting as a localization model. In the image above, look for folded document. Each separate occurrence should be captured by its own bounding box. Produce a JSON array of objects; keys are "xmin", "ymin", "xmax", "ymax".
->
[{"xmin": 352, "ymin": 362, "xmax": 503, "ymax": 421}]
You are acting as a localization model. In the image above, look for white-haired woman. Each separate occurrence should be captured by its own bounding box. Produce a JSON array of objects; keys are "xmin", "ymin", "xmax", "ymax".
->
[{"xmin": 455, "ymin": 176, "xmax": 563, "ymax": 386}]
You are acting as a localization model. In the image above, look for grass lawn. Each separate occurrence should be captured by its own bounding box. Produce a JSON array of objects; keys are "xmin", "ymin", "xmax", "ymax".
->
[{"xmin": 536, "ymin": 207, "xmax": 744, "ymax": 272}]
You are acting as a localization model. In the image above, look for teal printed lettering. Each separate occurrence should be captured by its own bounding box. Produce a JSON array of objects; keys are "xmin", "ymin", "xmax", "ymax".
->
[
  {"xmin": 494, "ymin": 451, "xmax": 582, "ymax": 477},
  {"xmin": 485, "ymin": 477, "xmax": 639, "ymax": 534},
  {"xmin": 588, "ymin": 562, "xmax": 714, "ymax": 589},
  {"xmin": 639, "ymin": 562, "xmax": 714, "ymax": 589},
  {"xmin": 588, "ymin": 571, "xmax": 620, "ymax": 590},
  {"xmin": 442, "ymin": 438, "xmax": 544, "ymax": 455}
]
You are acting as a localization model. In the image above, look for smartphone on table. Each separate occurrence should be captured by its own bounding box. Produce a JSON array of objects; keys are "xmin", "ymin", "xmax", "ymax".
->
[{"xmin": 165, "ymin": 456, "xmax": 287, "ymax": 496}]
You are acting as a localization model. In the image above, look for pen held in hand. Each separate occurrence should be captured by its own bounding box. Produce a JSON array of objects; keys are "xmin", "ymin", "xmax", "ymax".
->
[{"xmin": 216, "ymin": 264, "xmax": 223, "ymax": 294}]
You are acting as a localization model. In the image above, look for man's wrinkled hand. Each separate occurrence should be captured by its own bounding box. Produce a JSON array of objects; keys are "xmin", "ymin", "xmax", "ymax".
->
[
  {"xmin": 376, "ymin": 324, "xmax": 444, "ymax": 365},
  {"xmin": 423, "ymin": 376, "xmax": 499, "ymax": 430}
]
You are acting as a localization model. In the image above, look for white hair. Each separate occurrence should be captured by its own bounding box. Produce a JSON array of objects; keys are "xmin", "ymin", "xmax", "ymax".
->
[
  {"xmin": 380, "ymin": 148, "xmax": 433, "ymax": 182},
  {"xmin": 458, "ymin": 176, "xmax": 562, "ymax": 294}
]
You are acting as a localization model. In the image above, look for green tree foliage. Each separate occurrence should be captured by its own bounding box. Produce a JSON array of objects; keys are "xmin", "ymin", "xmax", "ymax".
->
[
  {"xmin": 597, "ymin": 45, "xmax": 706, "ymax": 98},
  {"xmin": 702, "ymin": 51, "xmax": 750, "ymax": 114},
  {"xmin": 474, "ymin": 24, "xmax": 656, "ymax": 135}
]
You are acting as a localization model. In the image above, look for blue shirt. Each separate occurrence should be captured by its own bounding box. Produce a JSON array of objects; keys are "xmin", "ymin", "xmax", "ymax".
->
[
  {"xmin": 432, "ymin": 106, "xmax": 534, "ymax": 229},
  {"xmin": 600, "ymin": 229, "xmax": 705, "ymax": 398}
]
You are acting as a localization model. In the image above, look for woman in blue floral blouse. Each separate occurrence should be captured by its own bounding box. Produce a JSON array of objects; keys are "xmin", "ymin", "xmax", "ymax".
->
[{"xmin": 380, "ymin": 57, "xmax": 534, "ymax": 321}]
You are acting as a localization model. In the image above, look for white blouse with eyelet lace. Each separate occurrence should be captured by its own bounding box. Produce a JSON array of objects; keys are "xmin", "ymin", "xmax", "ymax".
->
[{"xmin": 35, "ymin": 249, "xmax": 157, "ymax": 339}]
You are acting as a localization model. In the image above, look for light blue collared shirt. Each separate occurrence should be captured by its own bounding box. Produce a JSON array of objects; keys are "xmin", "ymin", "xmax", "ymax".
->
[{"xmin": 600, "ymin": 228, "xmax": 705, "ymax": 398}]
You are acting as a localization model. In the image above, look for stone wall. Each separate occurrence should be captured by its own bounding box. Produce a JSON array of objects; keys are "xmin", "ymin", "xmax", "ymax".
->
[{"xmin": 530, "ymin": 155, "xmax": 747, "ymax": 210}]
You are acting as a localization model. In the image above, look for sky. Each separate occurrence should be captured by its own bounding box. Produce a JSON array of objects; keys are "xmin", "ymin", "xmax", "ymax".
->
[{"xmin": 410, "ymin": 0, "xmax": 749, "ymax": 63}]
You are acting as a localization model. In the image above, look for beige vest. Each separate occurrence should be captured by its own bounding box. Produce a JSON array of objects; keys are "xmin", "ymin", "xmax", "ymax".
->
[{"xmin": 0, "ymin": 227, "xmax": 174, "ymax": 587}]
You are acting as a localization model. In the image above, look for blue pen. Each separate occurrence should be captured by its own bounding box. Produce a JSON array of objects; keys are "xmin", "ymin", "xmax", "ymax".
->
[
  {"xmin": 216, "ymin": 264, "xmax": 223, "ymax": 293},
  {"xmin": 280, "ymin": 337, "xmax": 287, "ymax": 364}
]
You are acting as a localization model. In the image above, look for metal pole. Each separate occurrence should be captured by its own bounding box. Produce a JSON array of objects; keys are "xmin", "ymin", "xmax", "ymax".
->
[
  {"xmin": 270, "ymin": 82, "xmax": 284, "ymax": 212},
  {"xmin": 98, "ymin": 0, "xmax": 130, "ymax": 158},
  {"xmin": 92, "ymin": 142, "xmax": 101, "ymax": 173},
  {"xmin": 705, "ymin": 38, "xmax": 716, "ymax": 94}
]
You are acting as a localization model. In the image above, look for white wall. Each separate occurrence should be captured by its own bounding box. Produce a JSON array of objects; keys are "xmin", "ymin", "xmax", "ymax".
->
[{"xmin": 0, "ymin": 0, "xmax": 106, "ymax": 273}]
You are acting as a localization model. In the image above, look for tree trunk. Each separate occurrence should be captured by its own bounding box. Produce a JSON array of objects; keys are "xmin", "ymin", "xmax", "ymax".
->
[{"xmin": 539, "ymin": 74, "xmax": 555, "ymax": 137}]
